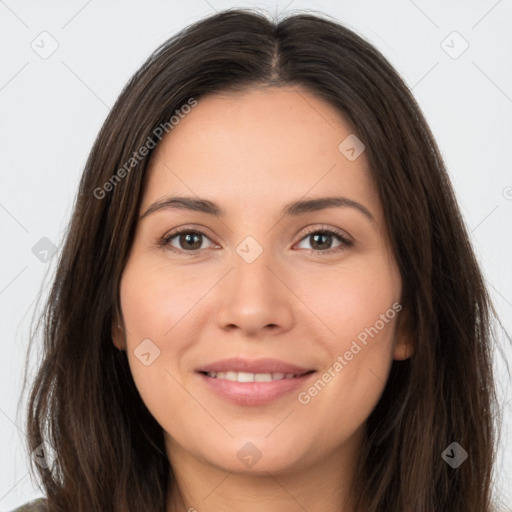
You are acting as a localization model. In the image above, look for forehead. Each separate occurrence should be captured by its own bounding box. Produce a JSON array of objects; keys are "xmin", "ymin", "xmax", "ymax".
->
[{"xmin": 142, "ymin": 85, "xmax": 381, "ymax": 222}]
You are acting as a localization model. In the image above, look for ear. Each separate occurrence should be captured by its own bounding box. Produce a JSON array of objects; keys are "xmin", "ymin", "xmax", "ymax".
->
[
  {"xmin": 112, "ymin": 315, "xmax": 127, "ymax": 351},
  {"xmin": 392, "ymin": 304, "xmax": 414, "ymax": 361}
]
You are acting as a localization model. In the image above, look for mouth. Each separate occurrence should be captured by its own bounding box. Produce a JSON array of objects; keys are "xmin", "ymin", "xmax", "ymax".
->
[
  {"xmin": 194, "ymin": 359, "xmax": 317, "ymax": 406},
  {"xmin": 198, "ymin": 370, "xmax": 315, "ymax": 382},
  {"xmin": 195, "ymin": 356, "xmax": 315, "ymax": 376},
  {"xmin": 196, "ymin": 370, "xmax": 317, "ymax": 407}
]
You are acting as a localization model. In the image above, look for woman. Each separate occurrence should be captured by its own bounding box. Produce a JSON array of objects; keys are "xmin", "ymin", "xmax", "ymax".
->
[{"xmin": 17, "ymin": 8, "xmax": 506, "ymax": 512}]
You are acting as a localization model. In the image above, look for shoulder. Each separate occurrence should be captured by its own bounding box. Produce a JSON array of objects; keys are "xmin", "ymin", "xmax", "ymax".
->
[{"xmin": 10, "ymin": 497, "xmax": 47, "ymax": 512}]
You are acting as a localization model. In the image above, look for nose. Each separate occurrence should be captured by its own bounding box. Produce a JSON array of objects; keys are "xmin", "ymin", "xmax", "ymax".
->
[{"xmin": 214, "ymin": 246, "xmax": 295, "ymax": 337}]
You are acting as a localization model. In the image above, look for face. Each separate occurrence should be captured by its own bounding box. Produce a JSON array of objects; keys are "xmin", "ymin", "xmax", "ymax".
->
[{"xmin": 113, "ymin": 85, "xmax": 412, "ymax": 477}]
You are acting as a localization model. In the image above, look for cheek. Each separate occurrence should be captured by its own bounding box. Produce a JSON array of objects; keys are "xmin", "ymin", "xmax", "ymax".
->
[
  {"xmin": 303, "ymin": 255, "xmax": 400, "ymax": 345},
  {"xmin": 119, "ymin": 259, "xmax": 210, "ymax": 341},
  {"xmin": 296, "ymin": 258, "xmax": 399, "ymax": 414},
  {"xmin": 118, "ymin": 259, "xmax": 219, "ymax": 425}
]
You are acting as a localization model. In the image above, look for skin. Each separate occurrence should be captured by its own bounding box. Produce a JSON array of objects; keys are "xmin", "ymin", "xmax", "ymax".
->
[{"xmin": 113, "ymin": 85, "xmax": 413, "ymax": 512}]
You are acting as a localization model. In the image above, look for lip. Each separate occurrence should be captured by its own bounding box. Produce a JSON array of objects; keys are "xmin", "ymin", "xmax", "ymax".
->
[
  {"xmin": 195, "ymin": 357, "xmax": 316, "ymax": 406},
  {"xmin": 196, "ymin": 357, "xmax": 314, "ymax": 375},
  {"xmin": 197, "ymin": 372, "xmax": 316, "ymax": 406}
]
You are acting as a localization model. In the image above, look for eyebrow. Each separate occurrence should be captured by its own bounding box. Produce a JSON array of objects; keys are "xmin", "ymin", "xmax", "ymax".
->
[{"xmin": 139, "ymin": 195, "xmax": 376, "ymax": 223}]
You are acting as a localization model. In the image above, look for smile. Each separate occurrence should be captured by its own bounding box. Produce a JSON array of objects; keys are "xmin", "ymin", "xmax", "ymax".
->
[
  {"xmin": 197, "ymin": 370, "xmax": 316, "ymax": 406},
  {"xmin": 202, "ymin": 371, "xmax": 308, "ymax": 382}
]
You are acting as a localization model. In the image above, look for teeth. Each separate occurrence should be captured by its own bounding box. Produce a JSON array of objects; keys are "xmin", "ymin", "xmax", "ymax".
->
[{"xmin": 206, "ymin": 371, "xmax": 298, "ymax": 381}]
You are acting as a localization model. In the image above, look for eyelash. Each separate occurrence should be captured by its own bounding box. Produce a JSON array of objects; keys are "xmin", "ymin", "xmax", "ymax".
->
[{"xmin": 158, "ymin": 225, "xmax": 353, "ymax": 256}]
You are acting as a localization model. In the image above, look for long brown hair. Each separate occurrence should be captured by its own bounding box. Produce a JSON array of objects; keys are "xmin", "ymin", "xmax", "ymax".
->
[{"xmin": 22, "ymin": 8, "xmax": 507, "ymax": 512}]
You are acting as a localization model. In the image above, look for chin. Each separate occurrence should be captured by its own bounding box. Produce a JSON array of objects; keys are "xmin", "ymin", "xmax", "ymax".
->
[{"xmin": 197, "ymin": 433, "xmax": 310, "ymax": 475}]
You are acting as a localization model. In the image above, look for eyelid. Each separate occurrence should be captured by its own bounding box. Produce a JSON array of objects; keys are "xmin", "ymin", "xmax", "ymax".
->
[{"xmin": 297, "ymin": 224, "xmax": 352, "ymax": 242}]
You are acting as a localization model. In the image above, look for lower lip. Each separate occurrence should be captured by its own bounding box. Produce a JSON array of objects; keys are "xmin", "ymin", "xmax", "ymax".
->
[{"xmin": 197, "ymin": 372, "xmax": 316, "ymax": 406}]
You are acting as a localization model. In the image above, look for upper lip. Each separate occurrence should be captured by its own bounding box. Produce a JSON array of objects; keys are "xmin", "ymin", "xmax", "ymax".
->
[{"xmin": 196, "ymin": 357, "xmax": 315, "ymax": 375}]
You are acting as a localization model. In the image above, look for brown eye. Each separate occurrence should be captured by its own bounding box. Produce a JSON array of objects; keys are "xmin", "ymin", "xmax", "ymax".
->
[
  {"xmin": 161, "ymin": 229, "xmax": 214, "ymax": 252},
  {"xmin": 176, "ymin": 232, "xmax": 203, "ymax": 250},
  {"xmin": 296, "ymin": 228, "xmax": 353, "ymax": 254},
  {"xmin": 309, "ymin": 232, "xmax": 334, "ymax": 250}
]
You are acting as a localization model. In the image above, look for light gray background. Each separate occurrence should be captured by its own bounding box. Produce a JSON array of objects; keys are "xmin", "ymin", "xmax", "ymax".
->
[{"xmin": 1, "ymin": 0, "xmax": 511, "ymax": 510}]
